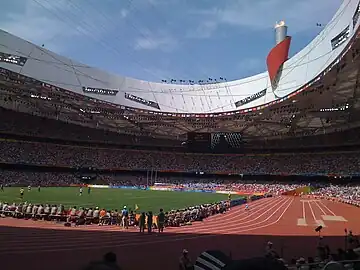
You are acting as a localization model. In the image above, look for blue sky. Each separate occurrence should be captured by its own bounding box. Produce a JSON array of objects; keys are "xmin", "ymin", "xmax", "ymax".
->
[{"xmin": 0, "ymin": 0, "xmax": 341, "ymax": 82}]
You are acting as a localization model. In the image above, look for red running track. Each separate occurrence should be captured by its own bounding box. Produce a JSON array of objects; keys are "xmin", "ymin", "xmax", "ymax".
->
[{"xmin": 0, "ymin": 196, "xmax": 359, "ymax": 270}]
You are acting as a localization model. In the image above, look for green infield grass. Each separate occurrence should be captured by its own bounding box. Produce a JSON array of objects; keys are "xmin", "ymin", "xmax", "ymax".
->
[{"xmin": 0, "ymin": 187, "xmax": 245, "ymax": 212}]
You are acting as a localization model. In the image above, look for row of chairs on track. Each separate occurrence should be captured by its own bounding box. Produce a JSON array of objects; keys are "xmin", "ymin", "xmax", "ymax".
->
[{"xmin": 0, "ymin": 206, "xmax": 141, "ymax": 227}]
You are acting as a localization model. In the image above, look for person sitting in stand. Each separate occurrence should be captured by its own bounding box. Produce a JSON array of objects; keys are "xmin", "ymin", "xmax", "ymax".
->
[
  {"xmin": 99, "ymin": 208, "xmax": 107, "ymax": 226},
  {"xmin": 129, "ymin": 211, "xmax": 136, "ymax": 226},
  {"xmin": 25, "ymin": 203, "xmax": 32, "ymax": 218},
  {"xmin": 179, "ymin": 249, "xmax": 194, "ymax": 270},
  {"xmin": 75, "ymin": 207, "xmax": 86, "ymax": 226},
  {"xmin": 67, "ymin": 206, "xmax": 78, "ymax": 223},
  {"xmin": 31, "ymin": 204, "xmax": 38, "ymax": 219},
  {"xmin": 93, "ymin": 207, "xmax": 100, "ymax": 224},
  {"xmin": 110, "ymin": 209, "xmax": 118, "ymax": 225},
  {"xmin": 85, "ymin": 208, "xmax": 93, "ymax": 224},
  {"xmin": 44, "ymin": 204, "xmax": 51, "ymax": 219},
  {"xmin": 36, "ymin": 204, "xmax": 44, "ymax": 219}
]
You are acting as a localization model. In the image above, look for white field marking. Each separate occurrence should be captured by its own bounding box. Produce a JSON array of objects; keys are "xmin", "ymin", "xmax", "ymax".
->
[
  {"xmin": 297, "ymin": 219, "xmax": 307, "ymax": 226},
  {"xmin": 162, "ymin": 198, "xmax": 286, "ymax": 235},
  {"xmin": 318, "ymin": 200, "xmax": 337, "ymax": 216},
  {"xmin": 186, "ymin": 197, "xmax": 271, "ymax": 224},
  {"xmin": 313, "ymin": 201, "xmax": 327, "ymax": 215},
  {"xmin": 307, "ymin": 201, "xmax": 317, "ymax": 221},
  {"xmin": 177, "ymin": 198, "xmax": 289, "ymax": 233},
  {"xmin": 297, "ymin": 200, "xmax": 308, "ymax": 226},
  {"xmin": 0, "ymin": 198, "xmax": 290, "ymax": 248},
  {"xmin": 308, "ymin": 201, "xmax": 326, "ymax": 227},
  {"xmin": 170, "ymin": 197, "xmax": 286, "ymax": 230},
  {"xmin": 202, "ymin": 196, "xmax": 288, "ymax": 233},
  {"xmin": 321, "ymin": 215, "xmax": 347, "ymax": 222},
  {"xmin": 316, "ymin": 220, "xmax": 326, "ymax": 227},
  {"xmin": 1, "ymin": 198, "xmax": 286, "ymax": 247},
  {"xmin": 228, "ymin": 197, "xmax": 292, "ymax": 231},
  {"xmin": 0, "ymin": 198, "xmax": 294, "ymax": 255},
  {"xmin": 302, "ymin": 201, "xmax": 306, "ymax": 219},
  {"xmin": 200, "ymin": 197, "xmax": 282, "ymax": 223},
  {"xmin": 178, "ymin": 198, "xmax": 290, "ymax": 234},
  {"xmin": 0, "ymin": 197, "xmax": 283, "ymax": 241},
  {"xmin": 175, "ymin": 197, "xmax": 284, "ymax": 225}
]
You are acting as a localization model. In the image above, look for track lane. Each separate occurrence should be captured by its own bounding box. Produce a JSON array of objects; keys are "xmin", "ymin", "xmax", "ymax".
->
[
  {"xmin": 3, "ymin": 197, "xmax": 358, "ymax": 270},
  {"xmin": 0, "ymin": 197, "xmax": 290, "ymax": 254}
]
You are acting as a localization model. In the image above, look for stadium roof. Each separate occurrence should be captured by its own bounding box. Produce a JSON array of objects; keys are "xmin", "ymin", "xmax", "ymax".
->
[{"xmin": 1, "ymin": 0, "xmax": 360, "ymax": 140}]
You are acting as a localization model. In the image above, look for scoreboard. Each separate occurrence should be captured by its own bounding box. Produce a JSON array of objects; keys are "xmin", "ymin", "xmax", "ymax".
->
[
  {"xmin": 187, "ymin": 132, "xmax": 243, "ymax": 152},
  {"xmin": 187, "ymin": 132, "xmax": 211, "ymax": 151}
]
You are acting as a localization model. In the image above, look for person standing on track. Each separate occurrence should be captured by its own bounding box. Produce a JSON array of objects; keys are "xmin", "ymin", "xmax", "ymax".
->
[
  {"xmin": 20, "ymin": 187, "xmax": 24, "ymax": 199},
  {"xmin": 38, "ymin": 185, "xmax": 41, "ymax": 192},
  {"xmin": 157, "ymin": 208, "xmax": 165, "ymax": 233},
  {"xmin": 121, "ymin": 206, "xmax": 129, "ymax": 229},
  {"xmin": 139, "ymin": 212, "xmax": 146, "ymax": 233},
  {"xmin": 147, "ymin": 211, "xmax": 153, "ymax": 233},
  {"xmin": 79, "ymin": 186, "xmax": 83, "ymax": 196}
]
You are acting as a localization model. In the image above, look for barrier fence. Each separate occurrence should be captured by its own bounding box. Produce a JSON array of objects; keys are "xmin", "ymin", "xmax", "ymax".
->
[{"xmin": 86, "ymin": 184, "xmax": 265, "ymax": 196}]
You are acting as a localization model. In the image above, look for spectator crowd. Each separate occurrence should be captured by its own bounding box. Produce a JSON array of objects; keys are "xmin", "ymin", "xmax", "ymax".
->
[
  {"xmin": 310, "ymin": 184, "xmax": 360, "ymax": 207},
  {"xmin": 1, "ymin": 140, "xmax": 360, "ymax": 174},
  {"xmin": 153, "ymin": 181, "xmax": 303, "ymax": 195}
]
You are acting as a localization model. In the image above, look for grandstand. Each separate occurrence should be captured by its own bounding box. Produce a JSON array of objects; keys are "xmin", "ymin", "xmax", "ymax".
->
[
  {"xmin": 1, "ymin": 1, "xmax": 360, "ymax": 270},
  {"xmin": 1, "ymin": 0, "xmax": 360, "ymax": 144}
]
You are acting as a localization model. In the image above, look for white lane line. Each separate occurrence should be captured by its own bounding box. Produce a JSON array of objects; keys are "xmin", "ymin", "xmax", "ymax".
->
[
  {"xmin": 302, "ymin": 201, "xmax": 306, "ymax": 219},
  {"xmin": 234, "ymin": 197, "xmax": 294, "ymax": 233},
  {"xmin": 318, "ymin": 200, "xmax": 337, "ymax": 216},
  {"xmin": 308, "ymin": 201, "xmax": 325, "ymax": 227},
  {"xmin": 308, "ymin": 201, "xmax": 316, "ymax": 221},
  {"xmin": 313, "ymin": 201, "xmax": 327, "ymax": 215},
  {"xmin": 179, "ymin": 197, "xmax": 287, "ymax": 232},
  {"xmin": 297, "ymin": 200, "xmax": 308, "ymax": 226}
]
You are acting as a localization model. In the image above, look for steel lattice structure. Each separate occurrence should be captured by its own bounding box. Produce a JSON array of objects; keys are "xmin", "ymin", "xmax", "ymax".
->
[{"xmin": 1, "ymin": 0, "xmax": 360, "ymax": 141}]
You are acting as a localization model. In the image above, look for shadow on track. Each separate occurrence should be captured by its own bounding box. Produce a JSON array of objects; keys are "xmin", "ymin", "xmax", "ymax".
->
[{"xmin": 0, "ymin": 226, "xmax": 349, "ymax": 270}]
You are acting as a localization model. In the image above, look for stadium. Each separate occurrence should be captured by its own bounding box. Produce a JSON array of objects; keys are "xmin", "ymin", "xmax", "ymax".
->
[{"xmin": 1, "ymin": 0, "xmax": 360, "ymax": 269}]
